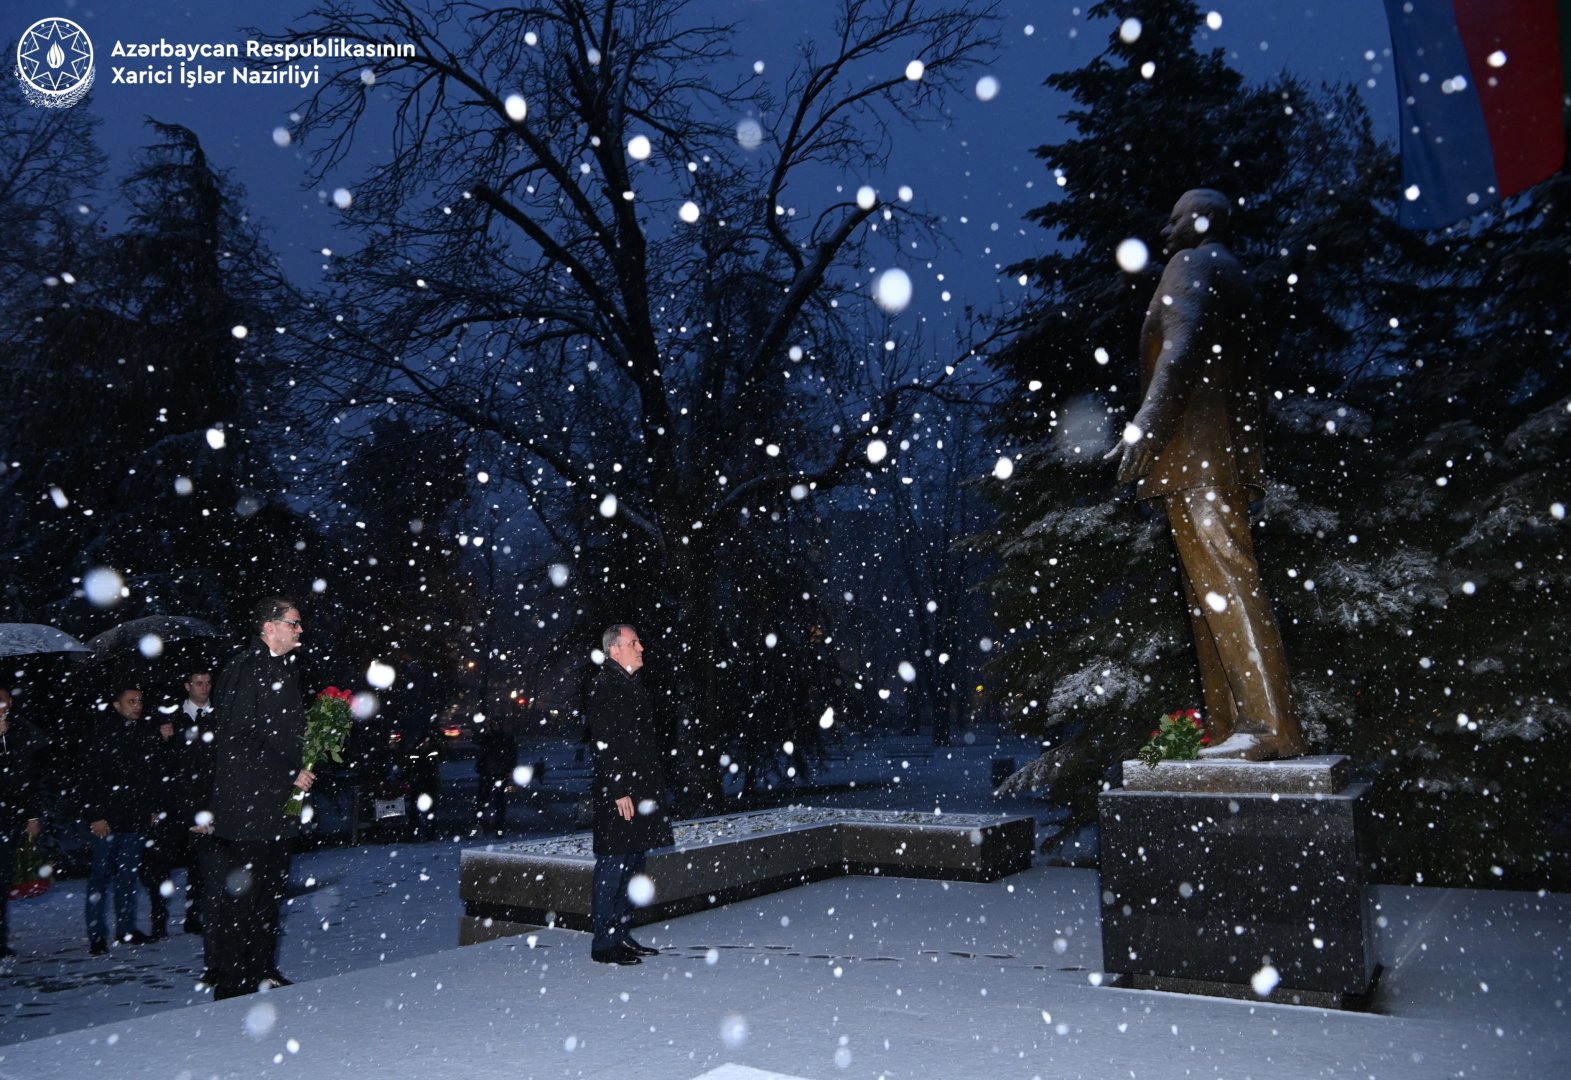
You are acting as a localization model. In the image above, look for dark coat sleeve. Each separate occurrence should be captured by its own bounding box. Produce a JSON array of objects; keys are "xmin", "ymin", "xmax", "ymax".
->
[
  {"xmin": 77, "ymin": 728, "xmax": 108, "ymax": 825},
  {"xmin": 1, "ymin": 718, "xmax": 45, "ymax": 833}
]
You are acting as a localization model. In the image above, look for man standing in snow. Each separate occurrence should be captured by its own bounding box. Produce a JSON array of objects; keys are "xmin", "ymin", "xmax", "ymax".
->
[
  {"xmin": 205, "ymin": 599, "xmax": 315, "ymax": 998},
  {"xmin": 81, "ymin": 686, "xmax": 158, "ymax": 953},
  {"xmin": 1107, "ymin": 188, "xmax": 1306, "ymax": 761},
  {"xmin": 0, "ymin": 688, "xmax": 44, "ymax": 959},
  {"xmin": 142, "ymin": 671, "xmax": 215, "ymax": 941},
  {"xmin": 585, "ymin": 624, "xmax": 672, "ymax": 964},
  {"xmin": 178, "ymin": 670, "xmax": 217, "ymax": 936},
  {"xmin": 473, "ymin": 718, "xmax": 517, "ymax": 836},
  {"xmin": 142, "ymin": 709, "xmax": 189, "ymax": 940}
]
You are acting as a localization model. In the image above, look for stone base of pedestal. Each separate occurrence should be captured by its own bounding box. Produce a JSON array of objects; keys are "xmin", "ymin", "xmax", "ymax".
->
[
  {"xmin": 1098, "ymin": 755, "xmax": 1377, "ymax": 1009},
  {"xmin": 1102, "ymin": 967, "xmax": 1382, "ymax": 1011}
]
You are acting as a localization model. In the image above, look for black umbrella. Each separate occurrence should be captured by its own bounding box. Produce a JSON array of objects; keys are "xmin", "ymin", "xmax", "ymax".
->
[
  {"xmin": 87, "ymin": 615, "xmax": 222, "ymax": 659},
  {"xmin": 0, "ymin": 622, "xmax": 92, "ymax": 658},
  {"xmin": 85, "ymin": 615, "xmax": 230, "ymax": 707}
]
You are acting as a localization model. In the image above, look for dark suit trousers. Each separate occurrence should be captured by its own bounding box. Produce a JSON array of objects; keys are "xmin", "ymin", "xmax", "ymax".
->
[
  {"xmin": 205, "ymin": 839, "xmax": 290, "ymax": 994},
  {"xmin": 591, "ymin": 850, "xmax": 646, "ymax": 951},
  {"xmin": 141, "ymin": 820, "xmax": 192, "ymax": 933}
]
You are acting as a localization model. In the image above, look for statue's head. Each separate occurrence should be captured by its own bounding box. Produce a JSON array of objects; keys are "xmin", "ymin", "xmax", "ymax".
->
[{"xmin": 1162, "ymin": 189, "xmax": 1231, "ymax": 255}]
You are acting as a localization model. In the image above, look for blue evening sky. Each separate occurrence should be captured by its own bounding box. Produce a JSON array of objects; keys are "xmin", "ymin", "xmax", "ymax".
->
[{"xmin": 13, "ymin": 1, "xmax": 1396, "ymax": 322}]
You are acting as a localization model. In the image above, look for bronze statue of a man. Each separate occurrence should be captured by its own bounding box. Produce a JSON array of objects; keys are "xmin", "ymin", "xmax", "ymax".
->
[{"xmin": 1107, "ymin": 189, "xmax": 1306, "ymax": 761}]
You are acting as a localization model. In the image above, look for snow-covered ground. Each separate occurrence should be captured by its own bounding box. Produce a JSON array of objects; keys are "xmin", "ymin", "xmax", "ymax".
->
[
  {"xmin": 0, "ymin": 727, "xmax": 1052, "ymax": 1041},
  {"xmin": 1, "ymin": 728, "xmax": 1566, "ymax": 1078},
  {"xmin": 3, "ymin": 868, "xmax": 1567, "ymax": 1079}
]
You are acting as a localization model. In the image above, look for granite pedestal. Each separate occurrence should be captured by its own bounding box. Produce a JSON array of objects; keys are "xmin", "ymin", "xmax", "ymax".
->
[{"xmin": 1098, "ymin": 755, "xmax": 1377, "ymax": 1008}]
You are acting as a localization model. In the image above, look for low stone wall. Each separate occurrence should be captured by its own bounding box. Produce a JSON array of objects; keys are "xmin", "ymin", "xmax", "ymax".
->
[{"xmin": 459, "ymin": 807, "xmax": 1036, "ymax": 943}]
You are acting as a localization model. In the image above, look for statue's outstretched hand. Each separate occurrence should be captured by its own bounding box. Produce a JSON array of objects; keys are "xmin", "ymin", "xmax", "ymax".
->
[{"xmin": 1106, "ymin": 437, "xmax": 1155, "ymax": 484}]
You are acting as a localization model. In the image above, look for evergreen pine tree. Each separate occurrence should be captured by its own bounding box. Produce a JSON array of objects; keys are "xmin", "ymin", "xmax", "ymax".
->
[
  {"xmin": 1334, "ymin": 165, "xmax": 1571, "ymax": 887},
  {"xmin": 3, "ymin": 121, "xmax": 305, "ymax": 630}
]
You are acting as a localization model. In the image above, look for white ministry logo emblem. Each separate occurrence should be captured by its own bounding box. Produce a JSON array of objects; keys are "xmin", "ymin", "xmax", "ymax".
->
[{"xmin": 16, "ymin": 17, "xmax": 95, "ymax": 108}]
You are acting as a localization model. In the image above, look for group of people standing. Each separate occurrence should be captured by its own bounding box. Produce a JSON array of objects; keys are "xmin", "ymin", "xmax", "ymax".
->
[
  {"xmin": 0, "ymin": 675, "xmax": 215, "ymax": 962},
  {"xmin": 0, "ymin": 597, "xmax": 315, "ymax": 1000},
  {"xmin": 80, "ymin": 680, "xmax": 215, "ymax": 954},
  {"xmin": 8, "ymin": 605, "xmax": 677, "ymax": 984}
]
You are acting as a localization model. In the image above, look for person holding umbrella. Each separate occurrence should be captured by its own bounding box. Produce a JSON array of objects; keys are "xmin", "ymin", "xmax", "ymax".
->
[{"xmin": 0, "ymin": 624, "xmax": 90, "ymax": 959}]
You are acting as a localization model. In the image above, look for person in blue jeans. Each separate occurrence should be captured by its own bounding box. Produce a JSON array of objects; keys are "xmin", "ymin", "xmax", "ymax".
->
[{"xmin": 81, "ymin": 686, "xmax": 158, "ymax": 954}]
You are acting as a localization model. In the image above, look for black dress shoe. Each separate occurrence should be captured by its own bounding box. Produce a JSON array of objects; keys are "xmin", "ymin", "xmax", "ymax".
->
[
  {"xmin": 119, "ymin": 930, "xmax": 153, "ymax": 946},
  {"xmin": 261, "ymin": 971, "xmax": 293, "ymax": 987},
  {"xmin": 591, "ymin": 949, "xmax": 641, "ymax": 965},
  {"xmin": 89, "ymin": 938, "xmax": 109, "ymax": 956},
  {"xmin": 621, "ymin": 938, "xmax": 659, "ymax": 956}
]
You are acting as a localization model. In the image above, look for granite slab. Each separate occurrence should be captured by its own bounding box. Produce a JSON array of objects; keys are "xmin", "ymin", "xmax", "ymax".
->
[
  {"xmin": 1120, "ymin": 754, "xmax": 1351, "ymax": 795},
  {"xmin": 459, "ymin": 806, "xmax": 1035, "ymax": 941}
]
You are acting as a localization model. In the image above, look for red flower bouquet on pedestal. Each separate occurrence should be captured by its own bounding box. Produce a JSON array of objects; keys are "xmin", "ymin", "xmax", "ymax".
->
[{"xmin": 1137, "ymin": 708, "xmax": 1210, "ymax": 770}]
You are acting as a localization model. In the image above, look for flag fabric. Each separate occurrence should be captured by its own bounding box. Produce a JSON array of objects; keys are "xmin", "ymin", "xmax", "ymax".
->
[{"xmin": 1384, "ymin": 0, "xmax": 1569, "ymax": 229}]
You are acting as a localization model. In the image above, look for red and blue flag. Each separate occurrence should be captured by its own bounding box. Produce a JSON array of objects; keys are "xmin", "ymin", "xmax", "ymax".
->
[{"xmin": 1384, "ymin": 0, "xmax": 1568, "ymax": 228}]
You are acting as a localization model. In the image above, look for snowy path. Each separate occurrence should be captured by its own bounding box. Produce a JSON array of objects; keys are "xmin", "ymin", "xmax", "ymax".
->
[{"xmin": 1, "ymin": 842, "xmax": 465, "ymax": 1043}]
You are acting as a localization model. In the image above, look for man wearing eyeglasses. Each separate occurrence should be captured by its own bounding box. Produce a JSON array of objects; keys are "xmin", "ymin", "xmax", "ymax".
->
[{"xmin": 205, "ymin": 597, "xmax": 315, "ymax": 998}]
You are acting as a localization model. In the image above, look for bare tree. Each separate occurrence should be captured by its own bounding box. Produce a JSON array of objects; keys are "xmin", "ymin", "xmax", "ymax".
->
[
  {"xmin": 263, "ymin": 0, "xmax": 1000, "ymax": 806},
  {"xmin": 0, "ymin": 80, "xmax": 102, "ymax": 306},
  {"xmin": 888, "ymin": 406, "xmax": 993, "ymax": 745},
  {"xmin": 0, "ymin": 80, "xmax": 105, "ymax": 611}
]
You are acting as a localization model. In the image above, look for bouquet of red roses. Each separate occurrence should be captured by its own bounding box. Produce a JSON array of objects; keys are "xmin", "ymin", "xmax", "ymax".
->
[
  {"xmin": 8, "ymin": 835, "xmax": 52, "ymax": 901},
  {"xmin": 284, "ymin": 686, "xmax": 355, "ymax": 816},
  {"xmin": 1137, "ymin": 708, "xmax": 1210, "ymax": 770}
]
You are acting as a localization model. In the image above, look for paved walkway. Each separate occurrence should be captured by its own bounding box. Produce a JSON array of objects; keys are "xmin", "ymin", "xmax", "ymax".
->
[{"xmin": 2, "ymin": 866, "xmax": 1567, "ymax": 1079}]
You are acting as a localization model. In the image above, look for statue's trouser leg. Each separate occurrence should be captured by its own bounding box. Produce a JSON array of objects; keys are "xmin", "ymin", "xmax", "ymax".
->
[
  {"xmin": 1174, "ymin": 548, "xmax": 1239, "ymax": 745},
  {"xmin": 1164, "ymin": 487, "xmax": 1305, "ymax": 752}
]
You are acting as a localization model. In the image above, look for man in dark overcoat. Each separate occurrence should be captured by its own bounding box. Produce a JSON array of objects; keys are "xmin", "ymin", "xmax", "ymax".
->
[
  {"xmin": 473, "ymin": 718, "xmax": 518, "ymax": 836},
  {"xmin": 142, "ymin": 710, "xmax": 190, "ymax": 939},
  {"xmin": 585, "ymin": 623, "xmax": 672, "ymax": 964},
  {"xmin": 204, "ymin": 597, "xmax": 315, "ymax": 998}
]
